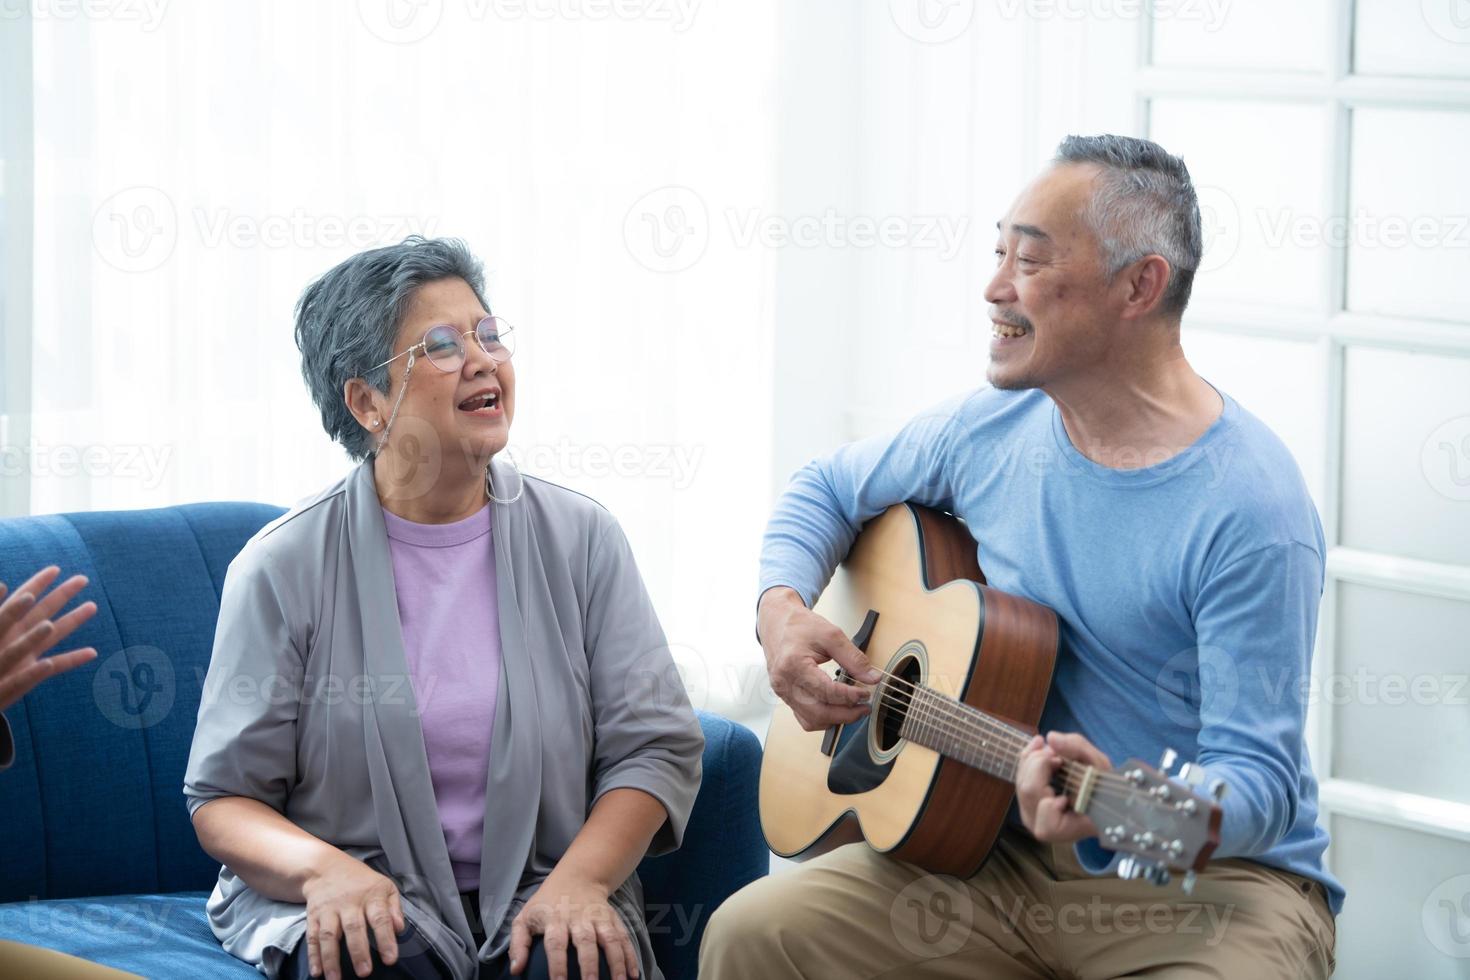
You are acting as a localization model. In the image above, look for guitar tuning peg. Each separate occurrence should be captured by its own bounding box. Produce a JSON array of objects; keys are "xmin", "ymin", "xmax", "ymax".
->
[
  {"xmin": 1159, "ymin": 747, "xmax": 1177, "ymax": 772},
  {"xmin": 1178, "ymin": 761, "xmax": 1204, "ymax": 787},
  {"xmin": 1211, "ymin": 778, "xmax": 1229, "ymax": 801},
  {"xmin": 1182, "ymin": 871, "xmax": 1197, "ymax": 896}
]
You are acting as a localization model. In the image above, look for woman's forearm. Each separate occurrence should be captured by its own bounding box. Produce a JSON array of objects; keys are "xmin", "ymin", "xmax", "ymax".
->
[
  {"xmin": 551, "ymin": 787, "xmax": 669, "ymax": 893},
  {"xmin": 192, "ymin": 795, "xmax": 349, "ymax": 903}
]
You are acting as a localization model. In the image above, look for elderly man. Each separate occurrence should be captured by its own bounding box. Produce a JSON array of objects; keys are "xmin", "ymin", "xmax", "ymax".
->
[{"xmin": 700, "ymin": 135, "xmax": 1340, "ymax": 978}]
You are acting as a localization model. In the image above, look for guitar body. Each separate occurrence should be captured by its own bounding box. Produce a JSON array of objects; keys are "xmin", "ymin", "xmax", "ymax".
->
[{"xmin": 760, "ymin": 503, "xmax": 1061, "ymax": 877}]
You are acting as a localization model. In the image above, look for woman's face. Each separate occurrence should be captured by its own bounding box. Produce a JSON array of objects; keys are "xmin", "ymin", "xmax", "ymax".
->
[{"xmin": 372, "ymin": 276, "xmax": 516, "ymax": 472}]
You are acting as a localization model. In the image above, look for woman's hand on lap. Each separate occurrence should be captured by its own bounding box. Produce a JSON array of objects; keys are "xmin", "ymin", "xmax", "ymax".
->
[
  {"xmin": 509, "ymin": 871, "xmax": 637, "ymax": 980},
  {"xmin": 300, "ymin": 851, "xmax": 405, "ymax": 980}
]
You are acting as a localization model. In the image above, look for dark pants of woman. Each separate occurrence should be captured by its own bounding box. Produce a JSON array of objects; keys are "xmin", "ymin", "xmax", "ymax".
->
[{"xmin": 282, "ymin": 891, "xmax": 615, "ymax": 980}]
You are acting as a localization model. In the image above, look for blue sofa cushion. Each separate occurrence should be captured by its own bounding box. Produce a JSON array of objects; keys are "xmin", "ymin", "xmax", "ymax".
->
[
  {"xmin": 0, "ymin": 502, "xmax": 768, "ymax": 978},
  {"xmin": 0, "ymin": 893, "xmax": 258, "ymax": 978}
]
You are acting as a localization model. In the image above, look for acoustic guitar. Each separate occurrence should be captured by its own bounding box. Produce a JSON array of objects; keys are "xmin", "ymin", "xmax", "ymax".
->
[{"xmin": 759, "ymin": 503, "xmax": 1224, "ymax": 891}]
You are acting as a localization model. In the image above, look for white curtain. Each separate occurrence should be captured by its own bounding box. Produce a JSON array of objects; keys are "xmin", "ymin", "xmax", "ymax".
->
[{"xmin": 26, "ymin": 1, "xmax": 779, "ymax": 718}]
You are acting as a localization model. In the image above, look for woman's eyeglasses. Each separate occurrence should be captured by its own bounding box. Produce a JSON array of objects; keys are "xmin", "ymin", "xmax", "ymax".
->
[{"xmin": 371, "ymin": 316, "xmax": 515, "ymax": 375}]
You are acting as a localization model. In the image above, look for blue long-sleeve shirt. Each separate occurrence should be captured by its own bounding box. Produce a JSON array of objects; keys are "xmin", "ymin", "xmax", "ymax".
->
[{"xmin": 759, "ymin": 383, "xmax": 1344, "ymax": 915}]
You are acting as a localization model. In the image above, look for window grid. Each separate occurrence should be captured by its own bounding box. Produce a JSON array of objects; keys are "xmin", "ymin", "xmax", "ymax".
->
[{"xmin": 1139, "ymin": 1, "xmax": 1470, "ymax": 863}]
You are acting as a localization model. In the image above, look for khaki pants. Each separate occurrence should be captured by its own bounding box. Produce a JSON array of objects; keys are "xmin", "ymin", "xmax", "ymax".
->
[
  {"xmin": 0, "ymin": 940, "xmax": 142, "ymax": 979},
  {"xmin": 699, "ymin": 827, "xmax": 1336, "ymax": 979}
]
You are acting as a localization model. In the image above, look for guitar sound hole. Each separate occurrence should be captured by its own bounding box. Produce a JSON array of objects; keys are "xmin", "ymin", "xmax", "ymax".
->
[{"xmin": 874, "ymin": 652, "xmax": 924, "ymax": 754}]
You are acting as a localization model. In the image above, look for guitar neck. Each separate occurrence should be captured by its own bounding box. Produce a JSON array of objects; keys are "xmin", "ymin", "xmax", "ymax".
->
[{"xmin": 896, "ymin": 683, "xmax": 1090, "ymax": 794}]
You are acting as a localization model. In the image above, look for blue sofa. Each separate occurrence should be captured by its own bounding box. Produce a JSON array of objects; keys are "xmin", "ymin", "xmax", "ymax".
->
[{"xmin": 0, "ymin": 502, "xmax": 767, "ymax": 979}]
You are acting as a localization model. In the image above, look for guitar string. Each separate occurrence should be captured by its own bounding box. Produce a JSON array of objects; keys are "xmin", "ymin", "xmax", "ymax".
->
[
  {"xmin": 874, "ymin": 682, "xmax": 1120, "ymax": 800},
  {"xmin": 873, "ymin": 678, "xmax": 1114, "ymax": 791},
  {"xmin": 847, "ymin": 665, "xmax": 1144, "ymax": 793},
  {"xmin": 816, "ymin": 681, "xmax": 1194, "ymax": 859},
  {"xmin": 846, "ymin": 685, "xmax": 1168, "ymax": 846}
]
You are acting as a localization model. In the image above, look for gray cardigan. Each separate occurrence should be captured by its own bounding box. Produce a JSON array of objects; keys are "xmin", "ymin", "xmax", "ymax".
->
[{"xmin": 183, "ymin": 456, "xmax": 703, "ymax": 979}]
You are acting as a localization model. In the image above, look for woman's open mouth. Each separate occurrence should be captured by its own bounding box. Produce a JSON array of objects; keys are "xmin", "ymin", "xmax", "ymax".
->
[{"xmin": 457, "ymin": 390, "xmax": 503, "ymax": 417}]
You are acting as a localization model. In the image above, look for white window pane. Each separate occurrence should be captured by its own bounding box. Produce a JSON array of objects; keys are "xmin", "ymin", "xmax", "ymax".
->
[
  {"xmin": 1150, "ymin": 99, "xmax": 1329, "ymax": 311},
  {"xmin": 1181, "ymin": 327, "xmax": 1325, "ymax": 509},
  {"xmin": 1355, "ymin": 0, "xmax": 1470, "ymax": 79},
  {"xmin": 1347, "ymin": 108, "xmax": 1470, "ymax": 323},
  {"xmin": 1331, "ymin": 583, "xmax": 1470, "ymax": 803},
  {"xmin": 1340, "ymin": 347, "xmax": 1470, "ymax": 566},
  {"xmin": 1332, "ymin": 816, "xmax": 1470, "ymax": 976},
  {"xmin": 1151, "ymin": 0, "xmax": 1327, "ymax": 73}
]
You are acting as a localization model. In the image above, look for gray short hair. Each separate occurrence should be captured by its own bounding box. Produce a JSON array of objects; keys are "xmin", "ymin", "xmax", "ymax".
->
[
  {"xmin": 1053, "ymin": 134, "xmax": 1202, "ymax": 317},
  {"xmin": 294, "ymin": 236, "xmax": 490, "ymax": 461}
]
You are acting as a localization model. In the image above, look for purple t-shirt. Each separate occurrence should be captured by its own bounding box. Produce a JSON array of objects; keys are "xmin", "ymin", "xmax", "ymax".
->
[{"xmin": 382, "ymin": 502, "xmax": 501, "ymax": 891}]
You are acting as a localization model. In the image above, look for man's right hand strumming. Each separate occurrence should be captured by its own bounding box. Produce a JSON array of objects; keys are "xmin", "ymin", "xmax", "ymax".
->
[{"xmin": 757, "ymin": 586, "xmax": 881, "ymax": 732}]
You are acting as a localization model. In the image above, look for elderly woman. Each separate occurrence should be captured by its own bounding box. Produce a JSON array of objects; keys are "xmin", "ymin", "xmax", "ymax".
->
[{"xmin": 184, "ymin": 237, "xmax": 703, "ymax": 980}]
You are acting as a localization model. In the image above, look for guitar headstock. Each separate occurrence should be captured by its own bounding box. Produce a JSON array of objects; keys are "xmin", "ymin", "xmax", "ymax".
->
[{"xmin": 1080, "ymin": 748, "xmax": 1224, "ymax": 893}]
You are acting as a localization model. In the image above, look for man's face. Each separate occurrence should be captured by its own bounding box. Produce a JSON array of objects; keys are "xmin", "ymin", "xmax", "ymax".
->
[{"xmin": 984, "ymin": 163, "xmax": 1123, "ymax": 391}]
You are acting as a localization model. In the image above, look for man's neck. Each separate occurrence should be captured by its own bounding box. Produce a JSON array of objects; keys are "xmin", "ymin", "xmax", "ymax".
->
[{"xmin": 1043, "ymin": 346, "xmax": 1223, "ymax": 471}]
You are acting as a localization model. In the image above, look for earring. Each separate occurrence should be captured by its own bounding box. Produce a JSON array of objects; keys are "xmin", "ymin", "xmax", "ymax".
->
[
  {"xmin": 485, "ymin": 453, "xmax": 524, "ymax": 505},
  {"xmin": 371, "ymin": 419, "xmax": 381, "ymax": 428}
]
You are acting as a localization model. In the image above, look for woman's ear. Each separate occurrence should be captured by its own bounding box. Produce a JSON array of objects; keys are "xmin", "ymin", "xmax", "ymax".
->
[{"xmin": 343, "ymin": 378, "xmax": 383, "ymax": 434}]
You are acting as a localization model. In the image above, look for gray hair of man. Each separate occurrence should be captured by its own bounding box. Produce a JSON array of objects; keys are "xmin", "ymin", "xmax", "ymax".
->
[
  {"xmin": 294, "ymin": 236, "xmax": 492, "ymax": 462},
  {"xmin": 1052, "ymin": 134, "xmax": 1203, "ymax": 319}
]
